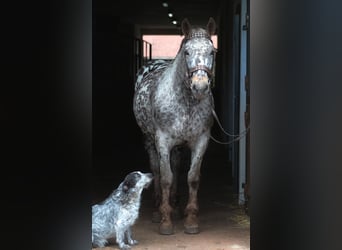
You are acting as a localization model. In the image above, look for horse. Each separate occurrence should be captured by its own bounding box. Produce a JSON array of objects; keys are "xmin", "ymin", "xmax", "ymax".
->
[{"xmin": 133, "ymin": 17, "xmax": 217, "ymax": 235}]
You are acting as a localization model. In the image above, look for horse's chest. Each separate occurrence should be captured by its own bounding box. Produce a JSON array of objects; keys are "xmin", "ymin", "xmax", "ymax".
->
[{"xmin": 154, "ymin": 101, "xmax": 212, "ymax": 139}]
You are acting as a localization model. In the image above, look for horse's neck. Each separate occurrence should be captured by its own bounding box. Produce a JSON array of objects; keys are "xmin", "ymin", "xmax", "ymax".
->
[{"xmin": 160, "ymin": 55, "xmax": 187, "ymax": 92}]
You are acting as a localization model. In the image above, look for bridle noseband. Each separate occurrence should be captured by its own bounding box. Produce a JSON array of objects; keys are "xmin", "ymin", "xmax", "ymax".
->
[{"xmin": 188, "ymin": 65, "xmax": 214, "ymax": 78}]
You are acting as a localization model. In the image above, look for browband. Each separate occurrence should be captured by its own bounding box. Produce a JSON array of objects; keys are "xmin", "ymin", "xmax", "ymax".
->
[{"xmin": 187, "ymin": 32, "xmax": 211, "ymax": 40}]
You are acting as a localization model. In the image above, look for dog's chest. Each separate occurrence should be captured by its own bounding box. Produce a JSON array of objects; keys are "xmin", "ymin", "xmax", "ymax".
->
[{"xmin": 117, "ymin": 203, "xmax": 140, "ymax": 225}]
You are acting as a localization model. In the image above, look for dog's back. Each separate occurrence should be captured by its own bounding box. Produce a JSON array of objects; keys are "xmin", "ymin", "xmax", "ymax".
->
[{"xmin": 92, "ymin": 171, "xmax": 153, "ymax": 249}]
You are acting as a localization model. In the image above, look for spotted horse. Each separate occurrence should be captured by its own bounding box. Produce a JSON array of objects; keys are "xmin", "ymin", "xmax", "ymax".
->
[{"xmin": 133, "ymin": 18, "xmax": 217, "ymax": 235}]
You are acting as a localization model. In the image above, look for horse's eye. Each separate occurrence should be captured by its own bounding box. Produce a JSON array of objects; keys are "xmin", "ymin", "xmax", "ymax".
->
[{"xmin": 184, "ymin": 51, "xmax": 189, "ymax": 56}]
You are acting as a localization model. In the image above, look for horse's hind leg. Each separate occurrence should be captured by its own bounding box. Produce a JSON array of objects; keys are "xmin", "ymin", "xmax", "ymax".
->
[
  {"xmin": 184, "ymin": 134, "xmax": 210, "ymax": 234},
  {"xmin": 170, "ymin": 147, "xmax": 181, "ymax": 219},
  {"xmin": 144, "ymin": 135, "xmax": 161, "ymax": 223}
]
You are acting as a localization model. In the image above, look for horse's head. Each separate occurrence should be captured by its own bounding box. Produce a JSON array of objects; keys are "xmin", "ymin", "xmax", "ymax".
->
[{"xmin": 182, "ymin": 17, "xmax": 217, "ymax": 100}]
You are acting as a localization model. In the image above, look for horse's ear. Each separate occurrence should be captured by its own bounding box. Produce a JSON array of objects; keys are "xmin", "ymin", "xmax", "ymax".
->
[
  {"xmin": 181, "ymin": 18, "xmax": 191, "ymax": 37},
  {"xmin": 206, "ymin": 17, "xmax": 216, "ymax": 36}
]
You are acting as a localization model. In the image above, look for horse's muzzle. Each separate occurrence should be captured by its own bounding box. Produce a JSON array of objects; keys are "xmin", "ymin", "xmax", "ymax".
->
[{"xmin": 190, "ymin": 73, "xmax": 210, "ymax": 99}]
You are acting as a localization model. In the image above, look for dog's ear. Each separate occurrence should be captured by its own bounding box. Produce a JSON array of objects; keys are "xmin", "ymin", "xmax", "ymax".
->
[
  {"xmin": 123, "ymin": 181, "xmax": 130, "ymax": 192},
  {"xmin": 123, "ymin": 175, "xmax": 137, "ymax": 192},
  {"xmin": 123, "ymin": 179, "xmax": 133, "ymax": 193},
  {"xmin": 122, "ymin": 172, "xmax": 140, "ymax": 192}
]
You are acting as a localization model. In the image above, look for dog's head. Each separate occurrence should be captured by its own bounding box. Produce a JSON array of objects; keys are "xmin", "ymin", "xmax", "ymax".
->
[{"xmin": 122, "ymin": 171, "xmax": 153, "ymax": 194}]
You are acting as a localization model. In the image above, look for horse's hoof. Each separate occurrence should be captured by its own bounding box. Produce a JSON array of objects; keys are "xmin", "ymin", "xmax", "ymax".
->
[
  {"xmin": 184, "ymin": 215, "xmax": 200, "ymax": 234},
  {"xmin": 159, "ymin": 222, "xmax": 174, "ymax": 235},
  {"xmin": 152, "ymin": 211, "xmax": 161, "ymax": 223},
  {"xmin": 184, "ymin": 225, "xmax": 200, "ymax": 234}
]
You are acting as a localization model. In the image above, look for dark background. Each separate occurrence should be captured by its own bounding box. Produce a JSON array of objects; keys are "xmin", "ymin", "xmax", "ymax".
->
[{"xmin": 2, "ymin": 0, "xmax": 342, "ymax": 250}]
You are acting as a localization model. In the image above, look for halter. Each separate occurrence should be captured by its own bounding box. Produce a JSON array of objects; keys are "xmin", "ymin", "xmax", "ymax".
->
[
  {"xmin": 188, "ymin": 65, "xmax": 214, "ymax": 77},
  {"xmin": 183, "ymin": 31, "xmax": 217, "ymax": 87}
]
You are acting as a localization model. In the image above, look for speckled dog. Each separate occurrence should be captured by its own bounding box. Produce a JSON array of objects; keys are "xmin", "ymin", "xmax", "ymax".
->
[{"xmin": 92, "ymin": 171, "xmax": 153, "ymax": 249}]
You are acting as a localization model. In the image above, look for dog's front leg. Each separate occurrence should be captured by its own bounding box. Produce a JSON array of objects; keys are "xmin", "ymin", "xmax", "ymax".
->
[
  {"xmin": 116, "ymin": 227, "xmax": 131, "ymax": 250},
  {"xmin": 125, "ymin": 227, "xmax": 138, "ymax": 246}
]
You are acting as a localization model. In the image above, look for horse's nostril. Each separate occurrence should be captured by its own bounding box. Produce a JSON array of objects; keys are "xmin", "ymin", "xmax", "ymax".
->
[{"xmin": 191, "ymin": 84, "xmax": 198, "ymax": 91}]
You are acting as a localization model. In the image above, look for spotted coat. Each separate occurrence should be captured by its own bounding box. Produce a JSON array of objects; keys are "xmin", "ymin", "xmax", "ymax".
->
[{"xmin": 133, "ymin": 18, "xmax": 217, "ymax": 235}]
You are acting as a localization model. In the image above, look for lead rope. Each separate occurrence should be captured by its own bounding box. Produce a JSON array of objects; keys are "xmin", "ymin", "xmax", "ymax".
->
[{"xmin": 210, "ymin": 108, "xmax": 250, "ymax": 145}]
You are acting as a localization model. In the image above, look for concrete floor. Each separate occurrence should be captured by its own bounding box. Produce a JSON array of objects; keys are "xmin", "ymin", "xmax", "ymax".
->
[{"xmin": 92, "ymin": 140, "xmax": 250, "ymax": 250}]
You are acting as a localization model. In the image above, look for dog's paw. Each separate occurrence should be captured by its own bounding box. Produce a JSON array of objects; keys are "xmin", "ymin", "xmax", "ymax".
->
[
  {"xmin": 119, "ymin": 243, "xmax": 131, "ymax": 250},
  {"xmin": 128, "ymin": 239, "xmax": 138, "ymax": 245},
  {"xmin": 92, "ymin": 238, "xmax": 107, "ymax": 248}
]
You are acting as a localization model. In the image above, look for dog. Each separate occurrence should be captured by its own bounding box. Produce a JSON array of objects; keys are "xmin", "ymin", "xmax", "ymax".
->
[{"xmin": 92, "ymin": 171, "xmax": 153, "ymax": 249}]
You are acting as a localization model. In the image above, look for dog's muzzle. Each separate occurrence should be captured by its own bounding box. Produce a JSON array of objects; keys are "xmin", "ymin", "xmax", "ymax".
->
[{"xmin": 144, "ymin": 173, "xmax": 153, "ymax": 188}]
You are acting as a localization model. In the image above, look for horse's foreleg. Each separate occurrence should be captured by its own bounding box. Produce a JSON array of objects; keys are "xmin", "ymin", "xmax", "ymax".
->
[
  {"xmin": 184, "ymin": 134, "xmax": 210, "ymax": 234},
  {"xmin": 170, "ymin": 147, "xmax": 181, "ymax": 214},
  {"xmin": 159, "ymin": 153, "xmax": 174, "ymax": 235},
  {"xmin": 155, "ymin": 133, "xmax": 174, "ymax": 235}
]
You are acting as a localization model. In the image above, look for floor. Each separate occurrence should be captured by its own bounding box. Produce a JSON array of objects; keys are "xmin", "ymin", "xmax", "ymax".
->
[{"xmin": 92, "ymin": 140, "xmax": 250, "ymax": 250}]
